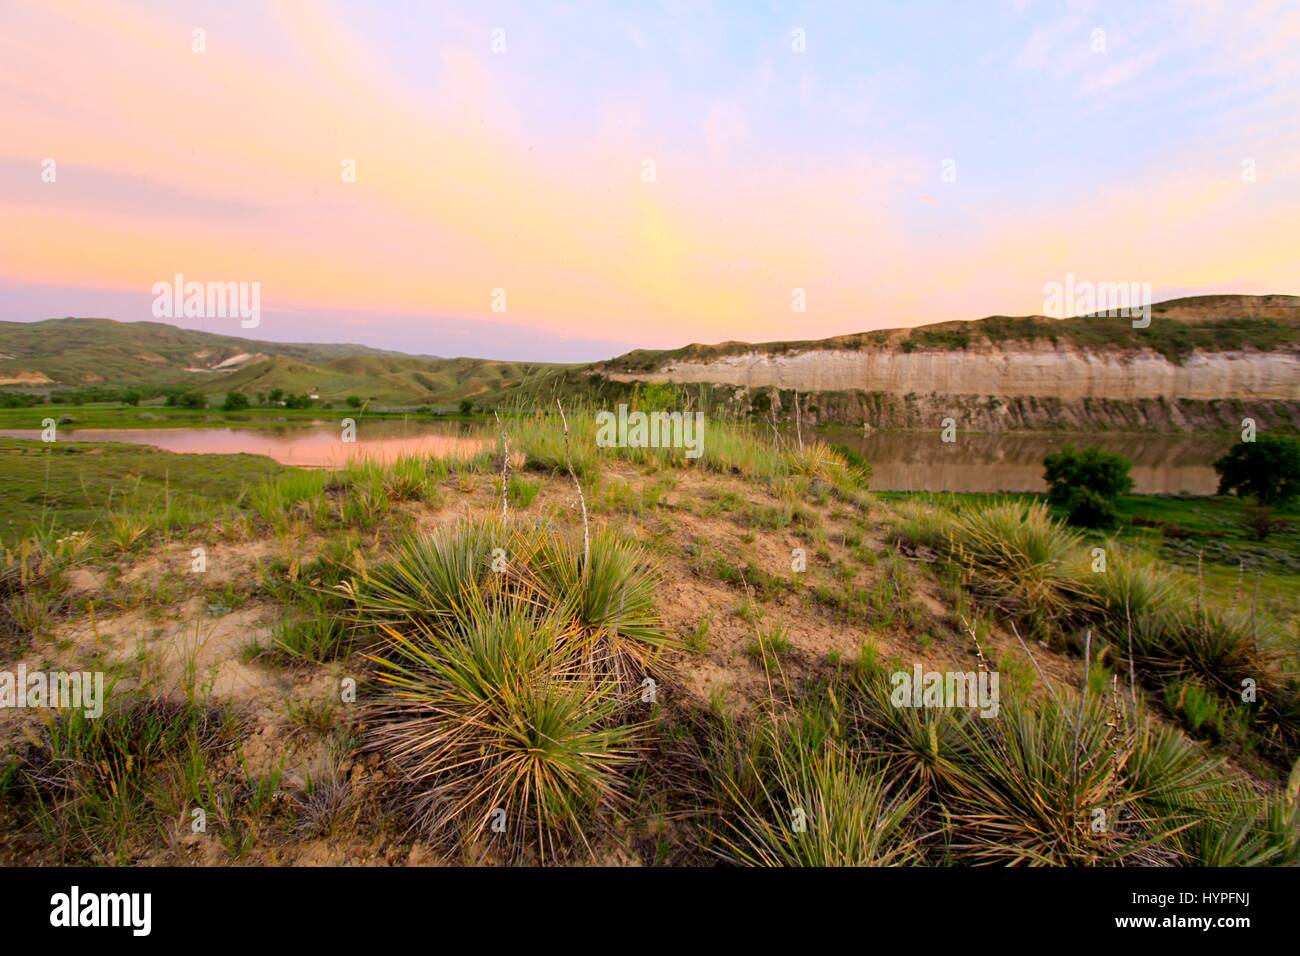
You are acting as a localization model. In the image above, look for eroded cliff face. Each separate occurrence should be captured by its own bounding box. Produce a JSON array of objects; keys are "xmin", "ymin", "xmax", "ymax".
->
[
  {"xmin": 602, "ymin": 343, "xmax": 1299, "ymax": 431},
  {"xmin": 607, "ymin": 343, "xmax": 1298, "ymax": 402}
]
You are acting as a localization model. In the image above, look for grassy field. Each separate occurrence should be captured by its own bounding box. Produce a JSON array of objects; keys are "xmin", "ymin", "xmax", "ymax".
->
[
  {"xmin": 0, "ymin": 439, "xmax": 287, "ymax": 545},
  {"xmin": 879, "ymin": 490, "xmax": 1300, "ymax": 609},
  {"xmin": 1, "ymin": 415, "xmax": 1296, "ymax": 867}
]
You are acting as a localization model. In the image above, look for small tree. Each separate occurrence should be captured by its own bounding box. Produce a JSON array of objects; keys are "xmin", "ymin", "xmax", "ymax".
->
[
  {"xmin": 179, "ymin": 391, "xmax": 208, "ymax": 409},
  {"xmin": 1042, "ymin": 445, "xmax": 1133, "ymax": 528},
  {"xmin": 123, "ymin": 389, "xmax": 141, "ymax": 407},
  {"xmin": 1214, "ymin": 435, "xmax": 1300, "ymax": 507},
  {"xmin": 459, "ymin": 398, "xmax": 474, "ymax": 415},
  {"xmin": 346, "ymin": 395, "xmax": 362, "ymax": 409},
  {"xmin": 222, "ymin": 391, "xmax": 250, "ymax": 411}
]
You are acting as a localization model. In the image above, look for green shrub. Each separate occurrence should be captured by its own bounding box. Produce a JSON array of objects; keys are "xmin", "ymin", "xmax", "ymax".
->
[
  {"xmin": 1214, "ymin": 435, "xmax": 1300, "ymax": 507},
  {"xmin": 1063, "ymin": 486, "xmax": 1120, "ymax": 528},
  {"xmin": 1043, "ymin": 446, "xmax": 1132, "ymax": 527}
]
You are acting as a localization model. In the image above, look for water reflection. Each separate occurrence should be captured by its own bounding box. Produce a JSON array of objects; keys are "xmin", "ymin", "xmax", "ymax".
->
[
  {"xmin": 0, "ymin": 420, "xmax": 1232, "ymax": 494},
  {"xmin": 824, "ymin": 430, "xmax": 1232, "ymax": 494},
  {"xmin": 0, "ymin": 420, "xmax": 486, "ymax": 468}
]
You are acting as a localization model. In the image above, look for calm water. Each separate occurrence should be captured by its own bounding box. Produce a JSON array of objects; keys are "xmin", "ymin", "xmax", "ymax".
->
[
  {"xmin": 1, "ymin": 421, "xmax": 1230, "ymax": 493},
  {"xmin": 825, "ymin": 429, "xmax": 1233, "ymax": 494},
  {"xmin": 0, "ymin": 420, "xmax": 485, "ymax": 468}
]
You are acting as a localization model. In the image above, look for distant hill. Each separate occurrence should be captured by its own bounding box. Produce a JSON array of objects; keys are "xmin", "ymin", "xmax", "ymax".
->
[
  {"xmin": 0, "ymin": 318, "xmax": 569, "ymax": 406},
  {"xmin": 592, "ymin": 294, "xmax": 1299, "ymax": 431},
  {"xmin": 3, "ymin": 295, "xmax": 1295, "ymax": 417},
  {"xmin": 601, "ymin": 294, "xmax": 1300, "ymax": 372}
]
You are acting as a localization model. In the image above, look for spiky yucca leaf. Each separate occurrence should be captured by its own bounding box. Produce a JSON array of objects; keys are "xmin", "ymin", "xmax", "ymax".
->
[
  {"xmin": 1178, "ymin": 787, "xmax": 1300, "ymax": 867},
  {"xmin": 850, "ymin": 669, "xmax": 971, "ymax": 797},
  {"xmin": 785, "ymin": 441, "xmax": 849, "ymax": 482},
  {"xmin": 1126, "ymin": 715, "xmax": 1229, "ymax": 816},
  {"xmin": 946, "ymin": 694, "xmax": 1158, "ymax": 865},
  {"xmin": 1082, "ymin": 549, "xmax": 1179, "ymax": 626},
  {"xmin": 347, "ymin": 518, "xmax": 520, "ymax": 626},
  {"xmin": 534, "ymin": 525, "xmax": 669, "ymax": 686},
  {"xmin": 712, "ymin": 722, "xmax": 920, "ymax": 867},
  {"xmin": 1128, "ymin": 606, "xmax": 1265, "ymax": 695},
  {"xmin": 367, "ymin": 596, "xmax": 642, "ymax": 862},
  {"xmin": 946, "ymin": 501, "xmax": 1084, "ymax": 621}
]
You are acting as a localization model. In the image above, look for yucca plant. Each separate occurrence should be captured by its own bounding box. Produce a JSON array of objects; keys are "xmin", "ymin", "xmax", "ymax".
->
[
  {"xmin": 366, "ymin": 595, "xmax": 642, "ymax": 861},
  {"xmin": 849, "ymin": 669, "xmax": 971, "ymax": 797},
  {"xmin": 534, "ymin": 526, "xmax": 669, "ymax": 688},
  {"xmin": 356, "ymin": 517, "xmax": 666, "ymax": 860},
  {"xmin": 1177, "ymin": 785, "xmax": 1300, "ymax": 867},
  {"xmin": 346, "ymin": 518, "xmax": 517, "ymax": 627},
  {"xmin": 947, "ymin": 501, "xmax": 1085, "ymax": 622},
  {"xmin": 946, "ymin": 693, "xmax": 1166, "ymax": 865},
  {"xmin": 785, "ymin": 441, "xmax": 848, "ymax": 483},
  {"xmin": 711, "ymin": 717, "xmax": 920, "ymax": 867},
  {"xmin": 1126, "ymin": 715, "xmax": 1230, "ymax": 818},
  {"xmin": 1129, "ymin": 606, "xmax": 1261, "ymax": 695},
  {"xmin": 1080, "ymin": 548, "xmax": 1178, "ymax": 626}
]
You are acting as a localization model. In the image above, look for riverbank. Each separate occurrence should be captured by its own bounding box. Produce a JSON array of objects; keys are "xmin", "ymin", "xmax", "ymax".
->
[{"xmin": 1, "ymin": 418, "xmax": 1295, "ymax": 867}]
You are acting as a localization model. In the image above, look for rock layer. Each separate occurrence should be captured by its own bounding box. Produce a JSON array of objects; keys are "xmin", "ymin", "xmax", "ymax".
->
[{"xmin": 607, "ymin": 344, "xmax": 1298, "ymax": 402}]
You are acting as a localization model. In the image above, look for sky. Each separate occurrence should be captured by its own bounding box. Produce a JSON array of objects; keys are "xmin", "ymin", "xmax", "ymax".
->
[{"xmin": 1, "ymin": 0, "xmax": 1298, "ymax": 361}]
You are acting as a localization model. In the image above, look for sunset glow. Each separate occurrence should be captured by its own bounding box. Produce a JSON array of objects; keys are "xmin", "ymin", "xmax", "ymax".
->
[{"xmin": 2, "ymin": 0, "xmax": 1298, "ymax": 359}]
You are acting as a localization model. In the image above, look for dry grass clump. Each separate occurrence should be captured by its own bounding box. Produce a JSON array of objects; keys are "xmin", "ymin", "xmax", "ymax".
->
[
  {"xmin": 1, "ymin": 532, "xmax": 88, "ymax": 646},
  {"xmin": 11, "ymin": 695, "xmax": 240, "ymax": 863}
]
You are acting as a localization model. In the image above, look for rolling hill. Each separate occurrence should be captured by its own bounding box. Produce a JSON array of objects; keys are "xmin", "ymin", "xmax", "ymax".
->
[
  {"xmin": 3, "ymin": 295, "xmax": 1296, "ymax": 425},
  {"xmin": 0, "ymin": 318, "xmax": 569, "ymax": 406}
]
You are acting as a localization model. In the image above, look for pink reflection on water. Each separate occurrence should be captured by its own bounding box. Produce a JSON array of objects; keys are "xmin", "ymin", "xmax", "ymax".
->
[{"xmin": 0, "ymin": 423, "xmax": 486, "ymax": 468}]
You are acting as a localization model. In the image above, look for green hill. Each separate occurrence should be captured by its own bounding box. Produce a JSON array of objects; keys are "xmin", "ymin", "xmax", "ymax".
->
[
  {"xmin": 0, "ymin": 318, "xmax": 569, "ymax": 406},
  {"xmin": 5, "ymin": 295, "xmax": 1294, "ymax": 410}
]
